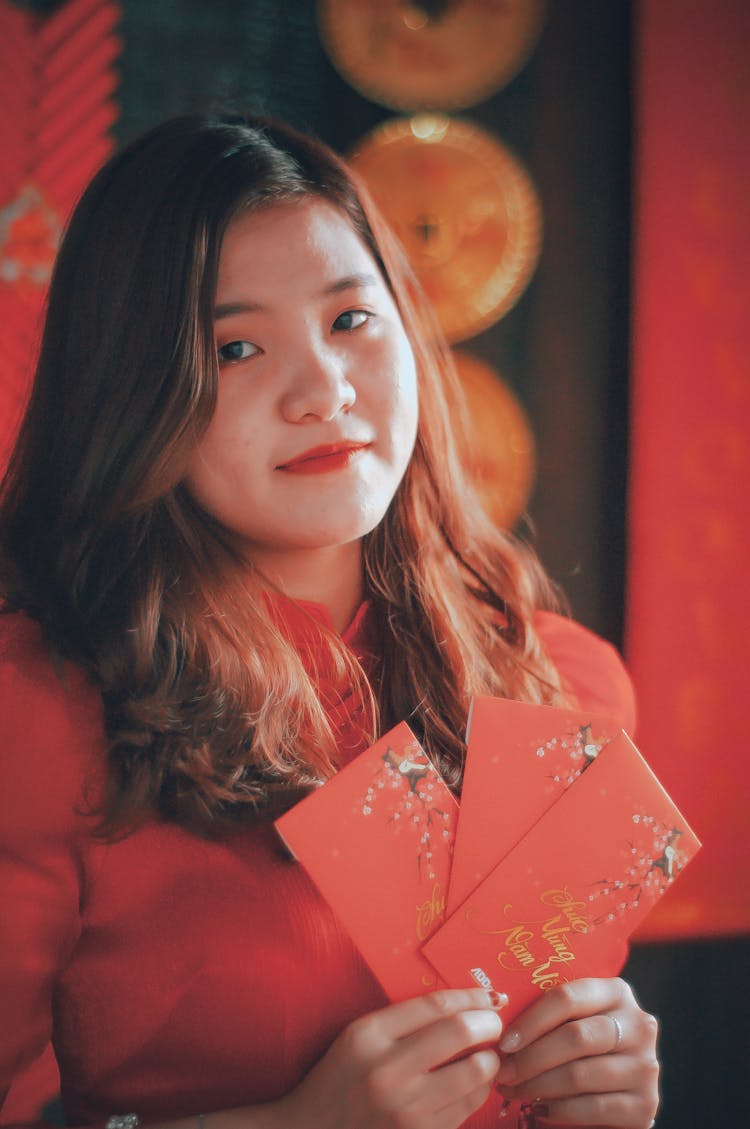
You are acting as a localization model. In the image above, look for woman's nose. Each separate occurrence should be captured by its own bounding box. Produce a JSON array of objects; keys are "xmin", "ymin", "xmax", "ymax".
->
[{"xmin": 279, "ymin": 343, "xmax": 356, "ymax": 422}]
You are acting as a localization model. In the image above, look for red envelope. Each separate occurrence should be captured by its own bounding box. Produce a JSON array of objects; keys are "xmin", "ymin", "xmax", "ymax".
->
[
  {"xmin": 423, "ymin": 730, "xmax": 701, "ymax": 1024},
  {"xmin": 449, "ymin": 697, "xmax": 622, "ymax": 912},
  {"xmin": 275, "ymin": 722, "xmax": 458, "ymax": 1002}
]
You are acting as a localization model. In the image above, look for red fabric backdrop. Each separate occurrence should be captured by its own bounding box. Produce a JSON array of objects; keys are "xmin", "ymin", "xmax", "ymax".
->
[{"xmin": 628, "ymin": 0, "xmax": 750, "ymax": 939}]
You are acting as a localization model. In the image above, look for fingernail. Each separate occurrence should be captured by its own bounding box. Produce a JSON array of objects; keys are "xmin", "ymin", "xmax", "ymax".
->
[
  {"xmin": 488, "ymin": 990, "xmax": 509, "ymax": 1010},
  {"xmin": 499, "ymin": 1029, "xmax": 521, "ymax": 1052}
]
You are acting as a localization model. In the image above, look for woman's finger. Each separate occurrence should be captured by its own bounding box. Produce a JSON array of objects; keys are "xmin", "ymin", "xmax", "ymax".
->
[
  {"xmin": 499, "ymin": 977, "xmax": 634, "ymax": 1053},
  {"xmin": 499, "ymin": 1050, "xmax": 647, "ymax": 1102},
  {"xmin": 497, "ymin": 1011, "xmax": 640, "ymax": 1087},
  {"xmin": 359, "ymin": 987, "xmax": 504, "ymax": 1045},
  {"xmin": 347, "ymin": 1019, "xmax": 502, "ymax": 1126},
  {"xmin": 417, "ymin": 1047, "xmax": 500, "ymax": 1112},
  {"xmin": 533, "ymin": 1088, "xmax": 659, "ymax": 1128},
  {"xmin": 427, "ymin": 1078, "xmax": 498, "ymax": 1129},
  {"xmin": 392, "ymin": 1007, "xmax": 503, "ymax": 1078}
]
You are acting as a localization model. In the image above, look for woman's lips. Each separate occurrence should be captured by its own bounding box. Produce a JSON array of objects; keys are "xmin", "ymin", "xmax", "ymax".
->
[{"xmin": 277, "ymin": 442, "xmax": 370, "ymax": 475}]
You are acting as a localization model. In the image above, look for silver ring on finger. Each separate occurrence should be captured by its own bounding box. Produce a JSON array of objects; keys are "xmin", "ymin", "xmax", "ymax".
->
[{"xmin": 606, "ymin": 1013, "xmax": 623, "ymax": 1053}]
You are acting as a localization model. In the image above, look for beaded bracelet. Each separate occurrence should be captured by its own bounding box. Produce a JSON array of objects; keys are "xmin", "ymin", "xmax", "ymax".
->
[{"xmin": 105, "ymin": 1111, "xmax": 207, "ymax": 1129}]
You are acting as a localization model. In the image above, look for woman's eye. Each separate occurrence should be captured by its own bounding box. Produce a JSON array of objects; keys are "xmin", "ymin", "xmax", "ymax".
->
[
  {"xmin": 217, "ymin": 340, "xmax": 259, "ymax": 364},
  {"xmin": 332, "ymin": 309, "xmax": 372, "ymax": 332}
]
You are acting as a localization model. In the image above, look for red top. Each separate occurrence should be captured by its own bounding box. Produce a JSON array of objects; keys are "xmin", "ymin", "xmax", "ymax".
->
[{"xmin": 0, "ymin": 602, "xmax": 635, "ymax": 1128}]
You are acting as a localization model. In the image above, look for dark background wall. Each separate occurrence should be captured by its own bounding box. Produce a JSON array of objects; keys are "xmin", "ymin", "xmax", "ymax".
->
[{"xmin": 17, "ymin": 1, "xmax": 749, "ymax": 1125}]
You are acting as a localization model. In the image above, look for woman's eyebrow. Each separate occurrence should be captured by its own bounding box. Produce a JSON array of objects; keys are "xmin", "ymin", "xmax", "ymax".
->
[
  {"xmin": 214, "ymin": 300, "xmax": 264, "ymax": 320},
  {"xmin": 321, "ymin": 272, "xmax": 379, "ymax": 296},
  {"xmin": 214, "ymin": 273, "xmax": 379, "ymax": 320}
]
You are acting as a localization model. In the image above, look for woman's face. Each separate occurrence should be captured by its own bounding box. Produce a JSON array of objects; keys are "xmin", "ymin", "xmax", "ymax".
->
[{"xmin": 184, "ymin": 197, "xmax": 418, "ymax": 580}]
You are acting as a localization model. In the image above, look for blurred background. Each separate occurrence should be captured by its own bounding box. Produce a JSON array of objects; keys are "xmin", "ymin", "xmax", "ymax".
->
[{"xmin": 1, "ymin": 1, "xmax": 748, "ymax": 1126}]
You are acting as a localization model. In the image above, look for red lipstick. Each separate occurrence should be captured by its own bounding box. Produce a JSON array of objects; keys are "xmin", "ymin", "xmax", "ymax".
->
[{"xmin": 277, "ymin": 442, "xmax": 370, "ymax": 475}]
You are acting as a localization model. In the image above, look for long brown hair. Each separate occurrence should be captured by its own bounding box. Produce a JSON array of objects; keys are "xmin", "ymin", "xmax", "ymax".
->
[{"xmin": 0, "ymin": 113, "xmax": 565, "ymax": 836}]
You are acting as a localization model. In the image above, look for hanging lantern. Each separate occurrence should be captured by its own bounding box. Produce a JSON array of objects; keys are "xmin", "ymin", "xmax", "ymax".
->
[
  {"xmin": 451, "ymin": 349, "xmax": 535, "ymax": 528},
  {"xmin": 318, "ymin": 0, "xmax": 546, "ymax": 112},
  {"xmin": 350, "ymin": 115, "xmax": 542, "ymax": 342}
]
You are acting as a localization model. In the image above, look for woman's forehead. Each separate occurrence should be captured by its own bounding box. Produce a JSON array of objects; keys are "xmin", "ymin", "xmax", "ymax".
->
[
  {"xmin": 223, "ymin": 196, "xmax": 362, "ymax": 248},
  {"xmin": 217, "ymin": 197, "xmax": 384, "ymax": 296}
]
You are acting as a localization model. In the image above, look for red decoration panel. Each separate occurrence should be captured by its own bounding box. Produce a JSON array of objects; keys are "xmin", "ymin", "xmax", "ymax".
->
[
  {"xmin": 0, "ymin": 2, "xmax": 120, "ymax": 1117},
  {"xmin": 0, "ymin": 0, "xmax": 120, "ymax": 469},
  {"xmin": 627, "ymin": 0, "xmax": 750, "ymax": 939}
]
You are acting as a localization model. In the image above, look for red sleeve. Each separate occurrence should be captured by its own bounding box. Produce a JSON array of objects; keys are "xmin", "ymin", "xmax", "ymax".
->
[
  {"xmin": 534, "ymin": 611, "xmax": 637, "ymax": 736},
  {"xmin": 0, "ymin": 616, "xmax": 102, "ymax": 1122}
]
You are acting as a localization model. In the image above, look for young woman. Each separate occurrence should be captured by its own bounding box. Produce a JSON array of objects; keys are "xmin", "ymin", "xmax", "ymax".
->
[{"xmin": 0, "ymin": 114, "xmax": 658, "ymax": 1129}]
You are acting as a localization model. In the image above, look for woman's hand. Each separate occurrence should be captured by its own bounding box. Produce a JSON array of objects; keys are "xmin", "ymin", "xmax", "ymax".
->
[
  {"xmin": 277, "ymin": 987, "xmax": 505, "ymax": 1129},
  {"xmin": 494, "ymin": 977, "xmax": 659, "ymax": 1127}
]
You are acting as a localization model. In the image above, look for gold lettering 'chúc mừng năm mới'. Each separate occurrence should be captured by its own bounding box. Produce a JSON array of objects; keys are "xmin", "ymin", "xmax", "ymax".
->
[{"xmin": 476, "ymin": 886, "xmax": 591, "ymax": 991}]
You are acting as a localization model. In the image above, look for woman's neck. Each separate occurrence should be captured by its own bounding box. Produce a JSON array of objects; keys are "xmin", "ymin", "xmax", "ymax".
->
[{"xmin": 251, "ymin": 542, "xmax": 364, "ymax": 633}]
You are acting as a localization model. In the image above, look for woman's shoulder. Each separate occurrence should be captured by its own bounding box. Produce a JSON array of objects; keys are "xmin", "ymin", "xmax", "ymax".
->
[
  {"xmin": 0, "ymin": 612, "xmax": 105, "ymax": 832},
  {"xmin": 534, "ymin": 610, "xmax": 637, "ymax": 734}
]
